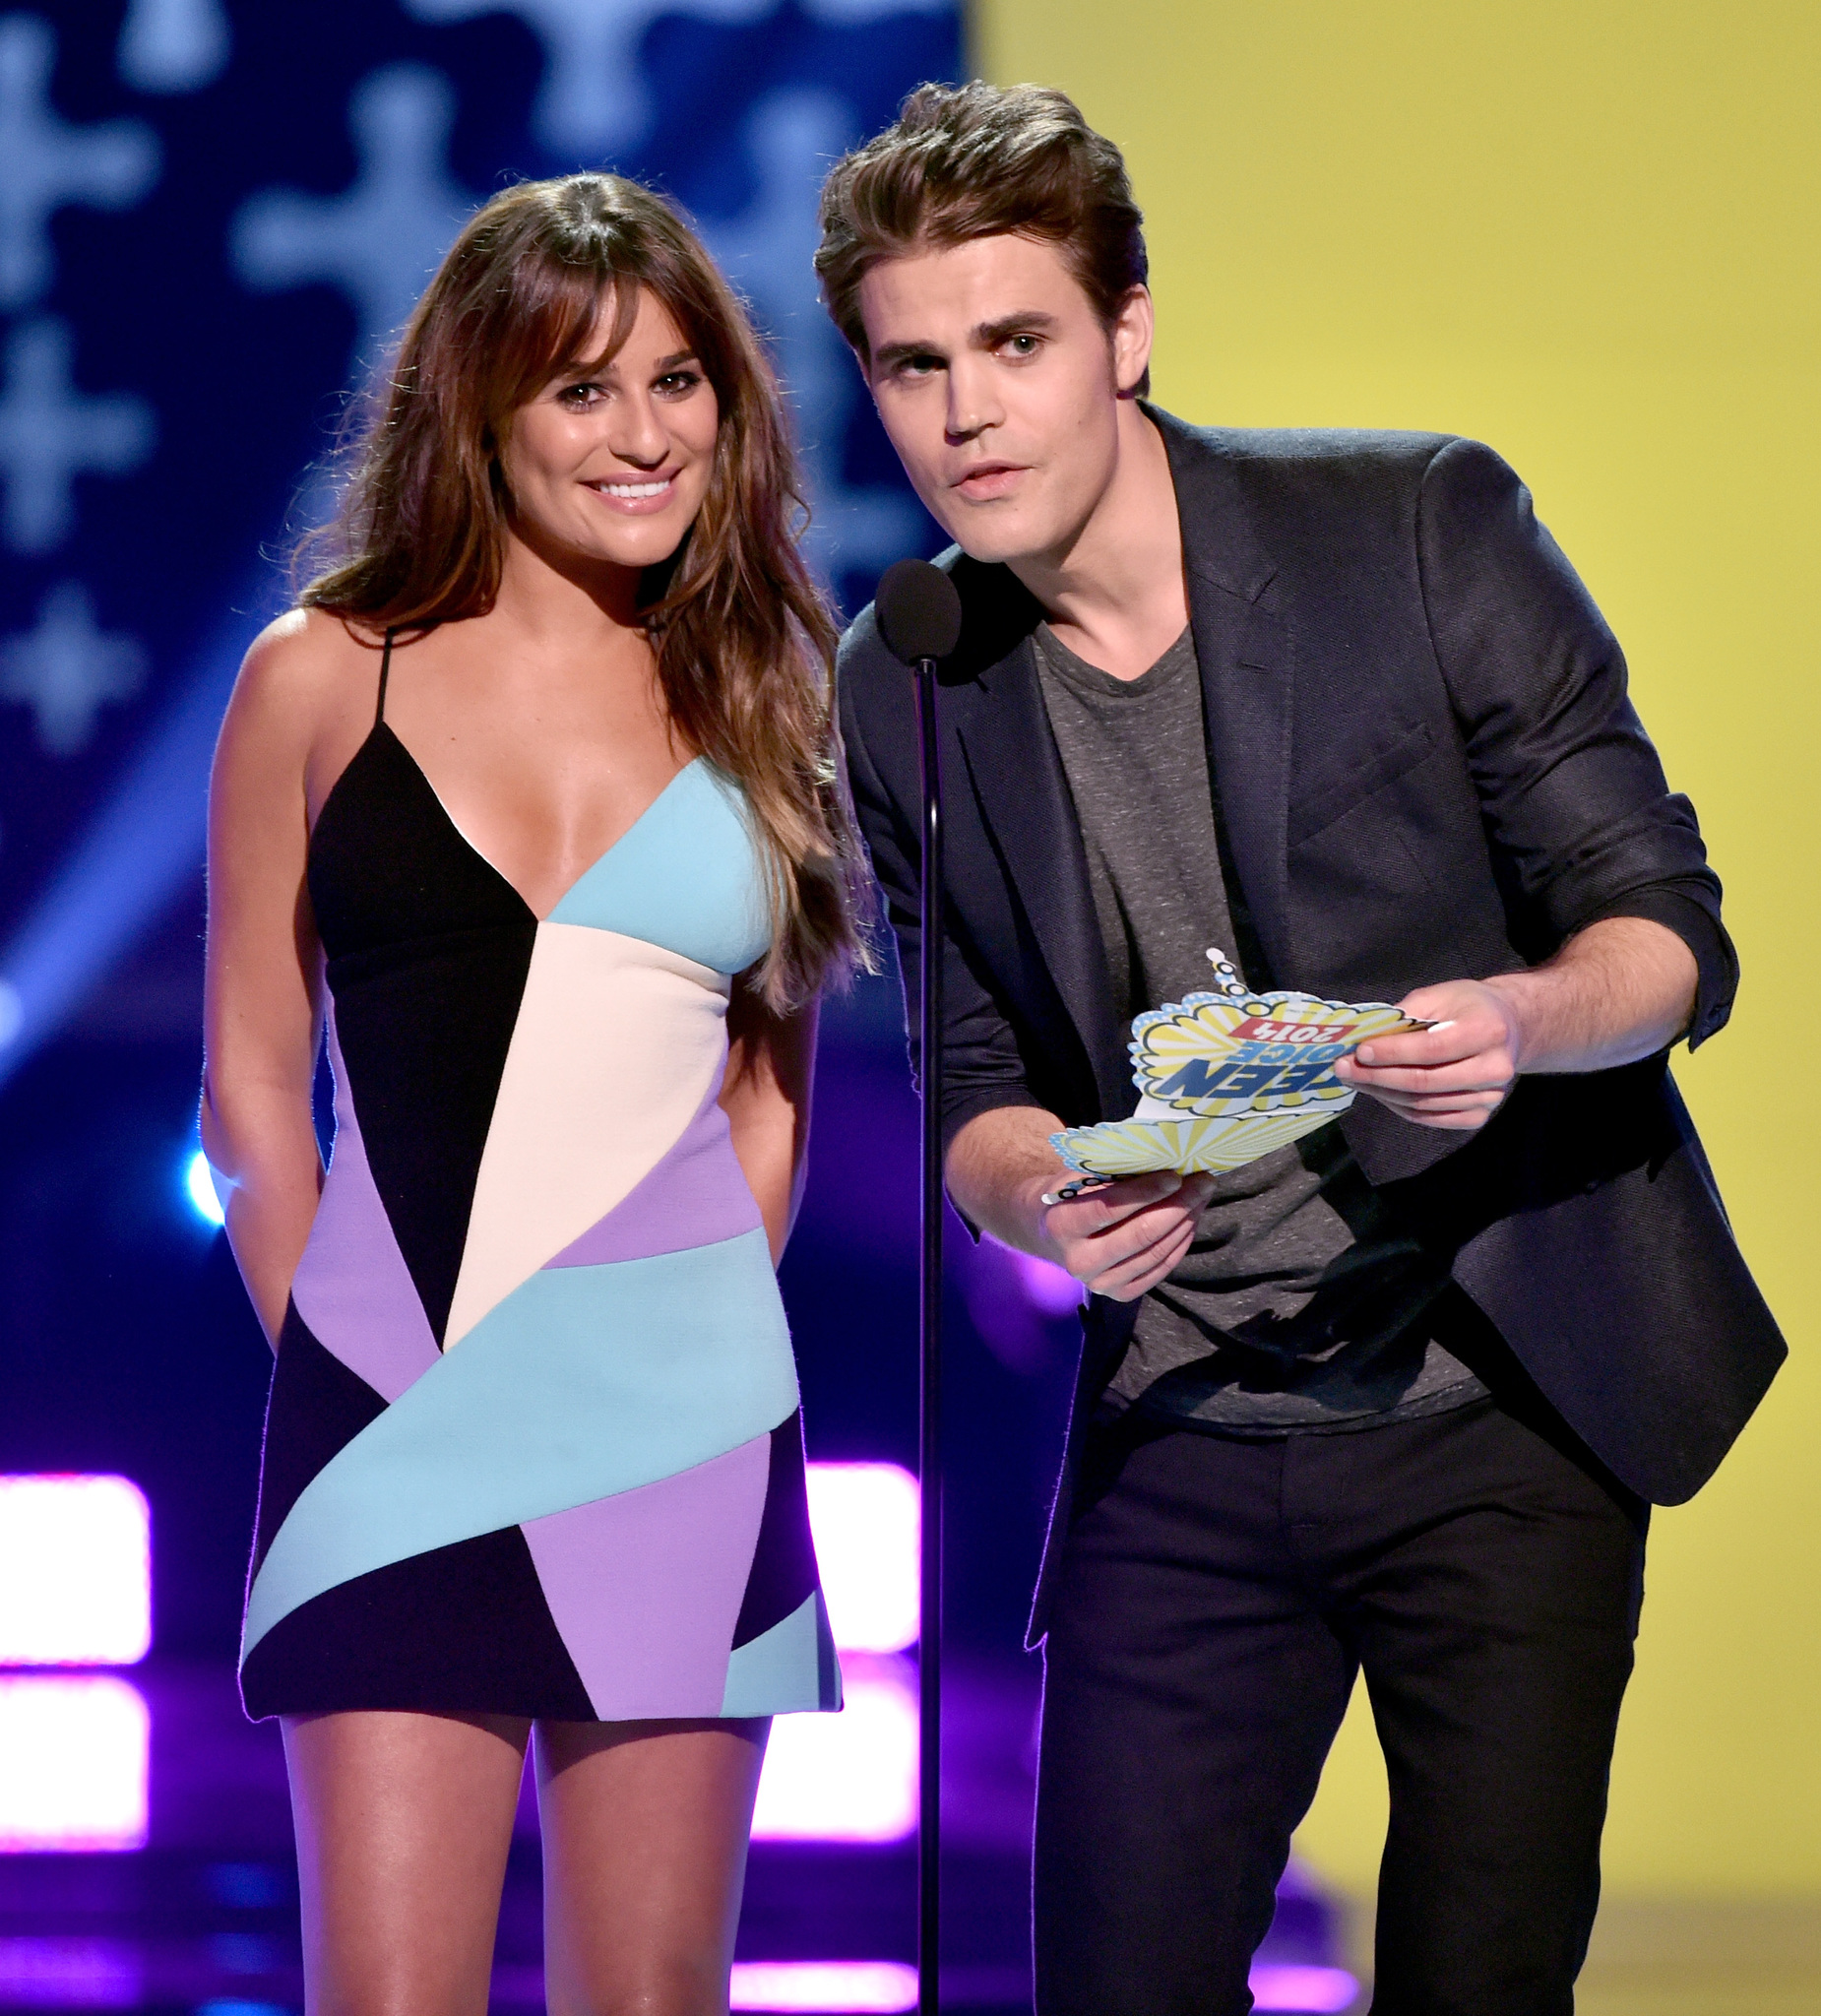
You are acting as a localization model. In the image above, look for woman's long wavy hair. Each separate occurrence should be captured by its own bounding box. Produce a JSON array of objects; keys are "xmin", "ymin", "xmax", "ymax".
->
[{"xmin": 299, "ymin": 172, "xmax": 868, "ymax": 1007}]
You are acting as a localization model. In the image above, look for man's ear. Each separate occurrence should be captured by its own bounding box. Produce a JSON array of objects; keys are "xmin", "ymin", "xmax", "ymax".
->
[{"xmin": 1110, "ymin": 284, "xmax": 1154, "ymax": 397}]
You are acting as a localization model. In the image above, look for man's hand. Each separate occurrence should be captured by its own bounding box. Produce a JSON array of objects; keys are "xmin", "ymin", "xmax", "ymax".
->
[
  {"xmin": 1036, "ymin": 1169, "xmax": 1219, "ymax": 1300},
  {"xmin": 945, "ymin": 1106, "xmax": 1215, "ymax": 1299},
  {"xmin": 1333, "ymin": 979, "xmax": 1523, "ymax": 1130},
  {"xmin": 1333, "ymin": 916, "xmax": 1699, "ymax": 1132}
]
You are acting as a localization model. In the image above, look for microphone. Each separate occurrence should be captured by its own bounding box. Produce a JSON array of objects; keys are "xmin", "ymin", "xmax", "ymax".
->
[
  {"xmin": 872, "ymin": 553, "xmax": 958, "ymax": 2016},
  {"xmin": 876, "ymin": 556, "xmax": 963, "ymax": 667}
]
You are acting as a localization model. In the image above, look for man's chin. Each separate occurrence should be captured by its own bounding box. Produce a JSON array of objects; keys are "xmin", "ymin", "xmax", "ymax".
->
[{"xmin": 934, "ymin": 509, "xmax": 1048, "ymax": 570}]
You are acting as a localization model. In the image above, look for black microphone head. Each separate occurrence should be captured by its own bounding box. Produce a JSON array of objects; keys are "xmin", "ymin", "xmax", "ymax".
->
[{"xmin": 875, "ymin": 557, "xmax": 963, "ymax": 665}]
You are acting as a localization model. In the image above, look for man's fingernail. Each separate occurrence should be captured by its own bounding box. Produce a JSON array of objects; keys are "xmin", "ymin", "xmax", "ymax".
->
[{"xmin": 1356, "ymin": 1045, "xmax": 1374, "ymax": 1065}]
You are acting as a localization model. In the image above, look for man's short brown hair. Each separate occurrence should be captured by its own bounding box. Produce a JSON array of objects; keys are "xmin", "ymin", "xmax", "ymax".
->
[{"xmin": 814, "ymin": 82, "xmax": 1149, "ymax": 389}]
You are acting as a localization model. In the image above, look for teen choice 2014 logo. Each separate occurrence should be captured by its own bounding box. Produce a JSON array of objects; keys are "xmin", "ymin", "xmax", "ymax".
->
[{"xmin": 1130, "ymin": 992, "xmax": 1425, "ymax": 1117}]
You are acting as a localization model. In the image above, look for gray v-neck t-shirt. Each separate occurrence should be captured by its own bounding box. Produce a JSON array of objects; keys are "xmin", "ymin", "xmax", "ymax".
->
[{"xmin": 1033, "ymin": 621, "xmax": 1483, "ymax": 1434}]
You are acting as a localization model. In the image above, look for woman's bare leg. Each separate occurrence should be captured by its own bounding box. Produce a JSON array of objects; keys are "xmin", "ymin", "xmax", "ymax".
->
[
  {"xmin": 536, "ymin": 1717, "xmax": 770, "ymax": 2016},
  {"xmin": 283, "ymin": 1709, "xmax": 531, "ymax": 2016}
]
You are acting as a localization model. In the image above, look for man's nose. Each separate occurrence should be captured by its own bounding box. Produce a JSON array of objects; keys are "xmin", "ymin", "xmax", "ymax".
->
[{"xmin": 945, "ymin": 359, "xmax": 1001, "ymax": 442}]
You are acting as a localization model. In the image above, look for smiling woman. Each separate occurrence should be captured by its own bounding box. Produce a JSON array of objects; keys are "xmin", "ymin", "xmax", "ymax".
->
[
  {"xmin": 199, "ymin": 174, "xmax": 866, "ymax": 2016},
  {"xmin": 297, "ymin": 173, "xmax": 860, "ymax": 1007}
]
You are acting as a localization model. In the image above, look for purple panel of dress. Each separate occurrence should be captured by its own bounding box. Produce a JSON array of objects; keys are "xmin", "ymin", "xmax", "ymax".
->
[
  {"xmin": 289, "ymin": 1010, "xmax": 442, "ymax": 1402},
  {"xmin": 520, "ymin": 1431, "xmax": 773, "ymax": 1719},
  {"xmin": 544, "ymin": 1068, "xmax": 762, "ymax": 1270}
]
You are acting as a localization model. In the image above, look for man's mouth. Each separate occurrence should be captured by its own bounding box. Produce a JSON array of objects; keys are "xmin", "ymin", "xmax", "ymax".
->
[{"xmin": 951, "ymin": 462, "xmax": 1027, "ymax": 499}]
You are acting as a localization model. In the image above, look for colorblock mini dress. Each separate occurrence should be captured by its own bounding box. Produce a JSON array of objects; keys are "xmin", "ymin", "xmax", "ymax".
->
[{"xmin": 237, "ymin": 641, "xmax": 843, "ymax": 1722}]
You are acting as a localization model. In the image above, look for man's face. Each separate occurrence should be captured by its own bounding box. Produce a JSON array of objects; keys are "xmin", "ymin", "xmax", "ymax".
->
[{"xmin": 857, "ymin": 233, "xmax": 1150, "ymax": 569}]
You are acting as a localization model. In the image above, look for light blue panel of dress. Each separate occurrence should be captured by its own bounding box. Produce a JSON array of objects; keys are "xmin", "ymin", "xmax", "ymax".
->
[
  {"xmin": 550, "ymin": 759, "xmax": 772, "ymax": 976},
  {"xmin": 720, "ymin": 1589, "xmax": 844, "ymax": 1717},
  {"xmin": 242, "ymin": 1227, "xmax": 796, "ymax": 1661}
]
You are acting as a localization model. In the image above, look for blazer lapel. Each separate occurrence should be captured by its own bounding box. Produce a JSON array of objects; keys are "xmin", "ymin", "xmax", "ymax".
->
[
  {"xmin": 1156, "ymin": 410, "xmax": 1295, "ymax": 988},
  {"xmin": 946, "ymin": 570, "xmax": 1125, "ymax": 1116}
]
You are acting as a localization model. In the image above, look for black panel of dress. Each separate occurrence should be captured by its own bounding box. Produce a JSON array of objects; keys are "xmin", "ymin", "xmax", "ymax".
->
[{"xmin": 308, "ymin": 724, "xmax": 538, "ymax": 1347}]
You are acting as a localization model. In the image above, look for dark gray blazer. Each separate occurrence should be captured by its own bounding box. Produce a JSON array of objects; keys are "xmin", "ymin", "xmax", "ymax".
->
[{"xmin": 837, "ymin": 407, "xmax": 1785, "ymax": 1635}]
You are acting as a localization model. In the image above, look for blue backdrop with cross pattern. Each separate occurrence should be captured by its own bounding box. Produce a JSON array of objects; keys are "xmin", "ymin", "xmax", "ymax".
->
[{"xmin": 0, "ymin": 0, "xmax": 957, "ymax": 1067}]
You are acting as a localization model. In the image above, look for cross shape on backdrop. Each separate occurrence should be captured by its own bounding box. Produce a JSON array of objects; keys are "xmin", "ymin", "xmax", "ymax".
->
[
  {"xmin": 0, "ymin": 318, "xmax": 157, "ymax": 556},
  {"xmin": 115, "ymin": 0, "xmax": 232, "ymax": 94},
  {"xmin": 230, "ymin": 63, "xmax": 480, "ymax": 380},
  {"xmin": 402, "ymin": 0, "xmax": 775, "ymax": 156},
  {"xmin": 0, "ymin": 14, "xmax": 161, "ymax": 311},
  {"xmin": 699, "ymin": 88, "xmax": 923, "ymax": 588},
  {"xmin": 0, "ymin": 582, "xmax": 148, "ymax": 757},
  {"xmin": 401, "ymin": 0, "xmax": 951, "ymax": 156}
]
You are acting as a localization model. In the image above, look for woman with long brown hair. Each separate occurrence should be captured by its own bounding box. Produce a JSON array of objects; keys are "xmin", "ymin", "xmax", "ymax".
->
[{"xmin": 203, "ymin": 173, "xmax": 863, "ymax": 2014}]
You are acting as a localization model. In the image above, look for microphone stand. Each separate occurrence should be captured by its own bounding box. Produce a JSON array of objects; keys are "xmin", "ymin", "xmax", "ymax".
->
[{"xmin": 912, "ymin": 647, "xmax": 944, "ymax": 2016}]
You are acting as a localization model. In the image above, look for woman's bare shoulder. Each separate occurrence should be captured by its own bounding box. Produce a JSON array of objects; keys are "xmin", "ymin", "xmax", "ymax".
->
[
  {"xmin": 230, "ymin": 607, "xmax": 384, "ymax": 728},
  {"xmin": 214, "ymin": 608, "xmax": 390, "ymax": 826}
]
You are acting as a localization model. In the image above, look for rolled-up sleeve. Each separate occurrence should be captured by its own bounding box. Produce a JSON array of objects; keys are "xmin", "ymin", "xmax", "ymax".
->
[{"xmin": 1416, "ymin": 437, "xmax": 1737, "ymax": 1046}]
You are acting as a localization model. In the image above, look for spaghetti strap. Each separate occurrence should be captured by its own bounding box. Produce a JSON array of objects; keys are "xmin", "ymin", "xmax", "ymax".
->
[{"xmin": 375, "ymin": 629, "xmax": 394, "ymax": 727}]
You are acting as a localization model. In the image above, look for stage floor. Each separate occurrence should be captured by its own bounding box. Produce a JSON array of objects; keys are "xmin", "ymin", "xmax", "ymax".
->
[{"xmin": 0, "ymin": 1658, "xmax": 1356, "ymax": 2015}]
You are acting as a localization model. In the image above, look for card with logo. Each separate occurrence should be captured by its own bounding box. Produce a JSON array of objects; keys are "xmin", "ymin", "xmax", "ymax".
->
[
  {"xmin": 1050, "ymin": 948, "xmax": 1430, "ymax": 1179},
  {"xmin": 1051, "ymin": 1103, "xmax": 1340, "ymax": 1180}
]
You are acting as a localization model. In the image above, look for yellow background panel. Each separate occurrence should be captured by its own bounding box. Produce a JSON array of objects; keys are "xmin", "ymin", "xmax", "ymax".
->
[{"xmin": 975, "ymin": 1, "xmax": 1819, "ymax": 1897}]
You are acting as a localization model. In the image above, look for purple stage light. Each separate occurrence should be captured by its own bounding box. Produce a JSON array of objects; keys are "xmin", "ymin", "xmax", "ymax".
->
[
  {"xmin": 0, "ymin": 1677, "xmax": 149, "ymax": 1852},
  {"xmin": 805, "ymin": 1462, "xmax": 918, "ymax": 1654},
  {"xmin": 746, "ymin": 1468, "xmax": 922, "ymax": 1840},
  {"xmin": 0, "ymin": 1937, "xmax": 143, "ymax": 2008},
  {"xmin": 1008, "ymin": 1247, "xmax": 1083, "ymax": 1317},
  {"xmin": 728, "ymin": 1960, "xmax": 918, "ymax": 2012},
  {"xmin": 0, "ymin": 1476, "xmax": 151, "ymax": 1667},
  {"xmin": 750, "ymin": 1653, "xmax": 917, "ymax": 1842},
  {"xmin": 1248, "ymin": 1962, "xmax": 1360, "ymax": 2011}
]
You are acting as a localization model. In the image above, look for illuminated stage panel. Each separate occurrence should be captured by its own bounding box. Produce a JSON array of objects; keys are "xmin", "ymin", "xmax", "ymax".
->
[
  {"xmin": 750, "ymin": 1655, "xmax": 917, "ymax": 1842},
  {"xmin": 749, "ymin": 1466, "xmax": 918, "ymax": 1841},
  {"xmin": 0, "ymin": 1676, "xmax": 149, "ymax": 1852},
  {"xmin": 0, "ymin": 1476, "xmax": 151, "ymax": 1667},
  {"xmin": 1248, "ymin": 1963, "xmax": 1360, "ymax": 2012},
  {"xmin": 729, "ymin": 1960, "xmax": 918, "ymax": 2012},
  {"xmin": 805, "ymin": 1461, "xmax": 918, "ymax": 1655},
  {"xmin": 0, "ymin": 1936, "xmax": 144, "ymax": 2008}
]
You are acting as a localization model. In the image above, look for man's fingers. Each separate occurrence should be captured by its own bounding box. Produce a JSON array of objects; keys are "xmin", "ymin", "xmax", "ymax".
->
[
  {"xmin": 1356, "ymin": 1087, "xmax": 1507, "ymax": 1129},
  {"xmin": 1348, "ymin": 1020, "xmax": 1494, "ymax": 1071},
  {"xmin": 1047, "ymin": 1170, "xmax": 1214, "ymax": 1290},
  {"xmin": 1088, "ymin": 1218, "xmax": 1197, "ymax": 1299},
  {"xmin": 1052, "ymin": 1169, "xmax": 1183, "ymax": 1233},
  {"xmin": 1339, "ymin": 1057, "xmax": 1514, "ymax": 1098}
]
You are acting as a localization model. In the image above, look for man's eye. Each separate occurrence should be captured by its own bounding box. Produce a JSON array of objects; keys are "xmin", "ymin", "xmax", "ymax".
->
[{"xmin": 1002, "ymin": 335, "xmax": 1041, "ymax": 357}]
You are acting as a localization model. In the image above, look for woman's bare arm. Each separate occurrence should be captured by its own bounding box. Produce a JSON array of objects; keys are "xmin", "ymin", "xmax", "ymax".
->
[
  {"xmin": 721, "ymin": 983, "xmax": 819, "ymax": 1265},
  {"xmin": 202, "ymin": 613, "xmax": 347, "ymax": 1345}
]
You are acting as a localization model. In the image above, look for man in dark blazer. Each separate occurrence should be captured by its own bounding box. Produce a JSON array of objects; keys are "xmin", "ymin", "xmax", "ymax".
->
[{"xmin": 816, "ymin": 83, "xmax": 1785, "ymax": 2015}]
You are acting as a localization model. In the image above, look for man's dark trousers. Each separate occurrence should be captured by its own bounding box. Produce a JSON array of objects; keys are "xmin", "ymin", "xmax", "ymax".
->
[{"xmin": 1032, "ymin": 1389, "xmax": 1648, "ymax": 2016}]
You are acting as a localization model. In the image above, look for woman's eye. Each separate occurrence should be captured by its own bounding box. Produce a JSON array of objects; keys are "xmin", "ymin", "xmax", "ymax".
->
[
  {"xmin": 656, "ymin": 370, "xmax": 704, "ymax": 396},
  {"xmin": 558, "ymin": 382, "xmax": 602, "ymax": 409}
]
